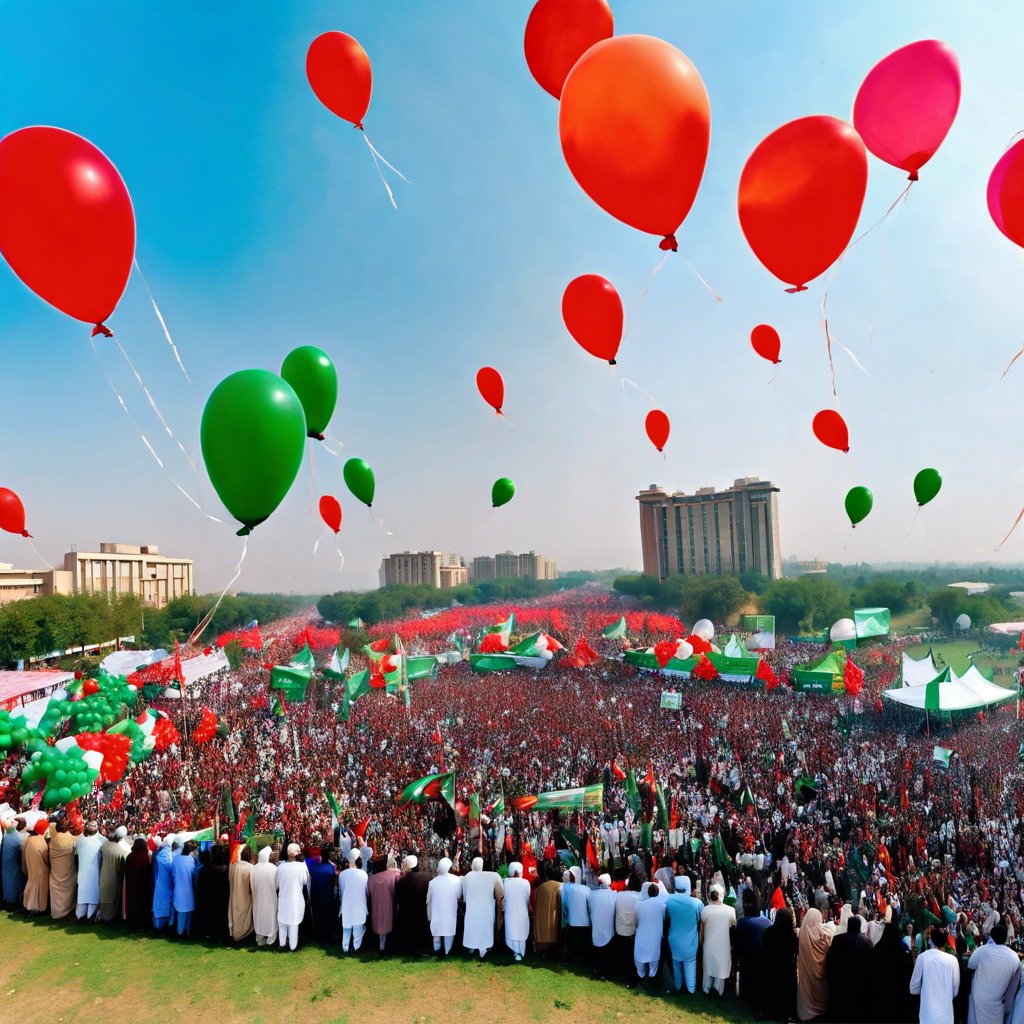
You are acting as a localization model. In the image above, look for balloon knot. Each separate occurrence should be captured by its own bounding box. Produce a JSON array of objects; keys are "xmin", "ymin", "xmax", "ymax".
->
[
  {"xmin": 774, "ymin": 359, "xmax": 782, "ymax": 365},
  {"xmin": 496, "ymin": 409, "xmax": 503, "ymax": 416},
  {"xmin": 236, "ymin": 525, "xmax": 252, "ymax": 537},
  {"xmin": 908, "ymin": 171, "xmax": 919, "ymax": 182},
  {"xmin": 659, "ymin": 234, "xmax": 678, "ymax": 252},
  {"xmin": 354, "ymin": 122, "xmax": 365, "ymax": 131},
  {"xmin": 608, "ymin": 359, "xmax": 617, "ymax": 366},
  {"xmin": 22, "ymin": 531, "xmax": 31, "ymax": 538},
  {"xmin": 309, "ymin": 432, "xmax": 325, "ymax": 441},
  {"xmin": 784, "ymin": 285, "xmax": 808, "ymax": 294},
  {"xmin": 91, "ymin": 323, "xmax": 113, "ymax": 338},
  {"xmin": 843, "ymin": 448, "xmax": 850, "ymax": 455}
]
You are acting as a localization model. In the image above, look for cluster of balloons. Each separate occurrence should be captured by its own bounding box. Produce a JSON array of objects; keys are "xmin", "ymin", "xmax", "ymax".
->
[
  {"xmin": 73, "ymin": 731, "xmax": 132, "ymax": 785},
  {"xmin": 0, "ymin": 486, "xmax": 30, "ymax": 537},
  {"xmin": 192, "ymin": 707, "xmax": 219, "ymax": 745},
  {"xmin": 21, "ymin": 745, "xmax": 100, "ymax": 810},
  {"xmin": 844, "ymin": 469, "xmax": 942, "ymax": 528},
  {"xmin": 0, "ymin": 709, "xmax": 33, "ymax": 750},
  {"xmin": 202, "ymin": 347, "xmax": 338, "ymax": 536}
]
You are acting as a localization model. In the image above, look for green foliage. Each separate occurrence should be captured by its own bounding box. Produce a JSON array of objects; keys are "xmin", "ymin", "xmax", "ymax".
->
[
  {"xmin": 141, "ymin": 592, "xmax": 307, "ymax": 648},
  {"xmin": 852, "ymin": 576, "xmax": 924, "ymax": 615},
  {"xmin": 926, "ymin": 588, "xmax": 1019, "ymax": 630},
  {"xmin": 610, "ymin": 574, "xmax": 750, "ymax": 623},
  {"xmin": 761, "ymin": 576, "xmax": 851, "ymax": 633}
]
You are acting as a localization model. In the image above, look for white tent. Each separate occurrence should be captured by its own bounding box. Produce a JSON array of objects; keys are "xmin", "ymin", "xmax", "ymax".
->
[
  {"xmin": 883, "ymin": 665, "xmax": 1014, "ymax": 712},
  {"xmin": 901, "ymin": 650, "xmax": 938, "ymax": 687},
  {"xmin": 161, "ymin": 649, "xmax": 231, "ymax": 698},
  {"xmin": 958, "ymin": 664, "xmax": 1015, "ymax": 704},
  {"xmin": 101, "ymin": 649, "xmax": 169, "ymax": 677}
]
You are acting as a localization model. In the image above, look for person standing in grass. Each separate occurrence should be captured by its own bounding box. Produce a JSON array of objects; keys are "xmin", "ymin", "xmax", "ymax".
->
[
  {"xmin": 251, "ymin": 845, "xmax": 278, "ymax": 947},
  {"xmin": 502, "ymin": 862, "xmax": 531, "ymax": 962},
  {"xmin": 21, "ymin": 818, "xmax": 50, "ymax": 914},
  {"xmin": 227, "ymin": 844, "xmax": 255, "ymax": 943},
  {"xmin": 74, "ymin": 821, "xmax": 103, "ymax": 922},
  {"xmin": 276, "ymin": 842, "xmax": 310, "ymax": 951},
  {"xmin": 48, "ymin": 817, "xmax": 77, "ymax": 920},
  {"xmin": 171, "ymin": 840, "xmax": 199, "ymax": 936}
]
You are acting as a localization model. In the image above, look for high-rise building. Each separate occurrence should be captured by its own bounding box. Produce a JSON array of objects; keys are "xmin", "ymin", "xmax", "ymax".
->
[
  {"xmin": 379, "ymin": 551, "xmax": 467, "ymax": 589},
  {"xmin": 470, "ymin": 551, "xmax": 558, "ymax": 581},
  {"xmin": 494, "ymin": 550, "xmax": 521, "ymax": 578},
  {"xmin": 471, "ymin": 556, "xmax": 496, "ymax": 582},
  {"xmin": 62, "ymin": 542, "xmax": 194, "ymax": 609},
  {"xmin": 636, "ymin": 478, "xmax": 782, "ymax": 580}
]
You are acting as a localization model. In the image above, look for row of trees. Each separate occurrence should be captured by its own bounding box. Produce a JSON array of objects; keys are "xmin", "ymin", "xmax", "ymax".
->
[{"xmin": 139, "ymin": 593, "xmax": 309, "ymax": 649}]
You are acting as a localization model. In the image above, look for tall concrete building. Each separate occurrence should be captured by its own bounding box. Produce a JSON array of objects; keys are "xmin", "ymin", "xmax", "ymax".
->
[
  {"xmin": 379, "ymin": 551, "xmax": 468, "ymax": 589},
  {"xmin": 636, "ymin": 478, "xmax": 782, "ymax": 580},
  {"xmin": 471, "ymin": 551, "xmax": 558, "ymax": 581},
  {"xmin": 64, "ymin": 543, "xmax": 194, "ymax": 609}
]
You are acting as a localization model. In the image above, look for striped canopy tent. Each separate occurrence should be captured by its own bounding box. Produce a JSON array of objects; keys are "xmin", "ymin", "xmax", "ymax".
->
[{"xmin": 882, "ymin": 665, "xmax": 1015, "ymax": 712}]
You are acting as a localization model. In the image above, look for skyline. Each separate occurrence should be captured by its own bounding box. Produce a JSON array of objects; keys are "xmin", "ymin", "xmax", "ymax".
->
[{"xmin": 3, "ymin": 2, "xmax": 1024, "ymax": 592}]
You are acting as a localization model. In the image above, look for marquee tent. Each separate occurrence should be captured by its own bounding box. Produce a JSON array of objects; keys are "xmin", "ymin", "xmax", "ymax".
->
[
  {"xmin": 882, "ymin": 665, "xmax": 1014, "ymax": 712},
  {"xmin": 901, "ymin": 650, "xmax": 939, "ymax": 687},
  {"xmin": 792, "ymin": 651, "xmax": 846, "ymax": 693}
]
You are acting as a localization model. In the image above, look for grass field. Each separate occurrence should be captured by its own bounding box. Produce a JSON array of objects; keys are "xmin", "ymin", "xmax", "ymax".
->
[
  {"xmin": 0, "ymin": 912, "xmax": 751, "ymax": 1024},
  {"xmin": 904, "ymin": 639, "xmax": 1017, "ymax": 681}
]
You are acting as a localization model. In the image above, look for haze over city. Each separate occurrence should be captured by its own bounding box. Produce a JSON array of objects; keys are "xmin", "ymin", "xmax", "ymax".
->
[{"xmin": 2, "ymin": 0, "xmax": 1024, "ymax": 592}]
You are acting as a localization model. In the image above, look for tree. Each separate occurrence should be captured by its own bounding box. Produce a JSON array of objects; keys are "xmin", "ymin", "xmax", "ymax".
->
[
  {"xmin": 762, "ymin": 576, "xmax": 851, "ymax": 633},
  {"xmin": 0, "ymin": 603, "xmax": 40, "ymax": 668}
]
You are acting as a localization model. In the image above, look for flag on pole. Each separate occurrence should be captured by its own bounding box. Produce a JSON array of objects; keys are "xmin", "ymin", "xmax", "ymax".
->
[
  {"xmin": 326, "ymin": 791, "xmax": 343, "ymax": 828},
  {"xmin": 348, "ymin": 617, "xmax": 365, "ymax": 630},
  {"xmin": 489, "ymin": 790, "xmax": 505, "ymax": 816},
  {"xmin": 601, "ymin": 616, "xmax": 627, "ymax": 640},
  {"xmin": 932, "ymin": 745, "xmax": 952, "ymax": 768},
  {"xmin": 625, "ymin": 769, "xmax": 640, "ymax": 814},
  {"xmin": 611, "ymin": 759, "xmax": 626, "ymax": 781},
  {"xmin": 396, "ymin": 771, "xmax": 455, "ymax": 809},
  {"xmin": 469, "ymin": 792, "xmax": 480, "ymax": 828},
  {"xmin": 586, "ymin": 836, "xmax": 600, "ymax": 871}
]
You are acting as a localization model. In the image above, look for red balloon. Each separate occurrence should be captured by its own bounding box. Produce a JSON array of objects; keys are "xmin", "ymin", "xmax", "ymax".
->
[
  {"xmin": 0, "ymin": 127, "xmax": 135, "ymax": 329},
  {"xmin": 562, "ymin": 275, "xmax": 623, "ymax": 364},
  {"xmin": 750, "ymin": 324, "xmax": 781, "ymax": 364},
  {"xmin": 645, "ymin": 410, "xmax": 670, "ymax": 452},
  {"xmin": 306, "ymin": 32, "xmax": 373, "ymax": 128},
  {"xmin": 476, "ymin": 367, "xmax": 505, "ymax": 414},
  {"xmin": 988, "ymin": 138, "xmax": 1024, "ymax": 249},
  {"xmin": 853, "ymin": 40, "xmax": 960, "ymax": 180},
  {"xmin": 559, "ymin": 35, "xmax": 711, "ymax": 249},
  {"xmin": 738, "ymin": 116, "xmax": 867, "ymax": 291},
  {"xmin": 0, "ymin": 487, "xmax": 29, "ymax": 537},
  {"xmin": 319, "ymin": 495, "xmax": 343, "ymax": 534},
  {"xmin": 654, "ymin": 639, "xmax": 677, "ymax": 669},
  {"xmin": 812, "ymin": 410, "xmax": 850, "ymax": 453},
  {"xmin": 524, "ymin": 0, "xmax": 614, "ymax": 100}
]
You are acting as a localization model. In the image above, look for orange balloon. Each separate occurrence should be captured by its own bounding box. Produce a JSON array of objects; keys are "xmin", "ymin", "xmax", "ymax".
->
[
  {"xmin": 306, "ymin": 32, "xmax": 373, "ymax": 128},
  {"xmin": 738, "ymin": 116, "xmax": 868, "ymax": 291},
  {"xmin": 559, "ymin": 35, "xmax": 711, "ymax": 249},
  {"xmin": 524, "ymin": 0, "xmax": 613, "ymax": 99}
]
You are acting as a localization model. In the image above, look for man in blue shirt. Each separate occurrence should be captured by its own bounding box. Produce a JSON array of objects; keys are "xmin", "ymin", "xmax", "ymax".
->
[{"xmin": 665, "ymin": 874, "xmax": 703, "ymax": 994}]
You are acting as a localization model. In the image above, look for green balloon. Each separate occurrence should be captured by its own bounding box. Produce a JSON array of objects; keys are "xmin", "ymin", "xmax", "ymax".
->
[
  {"xmin": 492, "ymin": 477, "xmax": 516, "ymax": 509},
  {"xmin": 281, "ymin": 345, "xmax": 338, "ymax": 440},
  {"xmin": 201, "ymin": 369, "xmax": 308, "ymax": 535},
  {"xmin": 913, "ymin": 468, "xmax": 942, "ymax": 507},
  {"xmin": 845, "ymin": 485, "xmax": 873, "ymax": 527},
  {"xmin": 343, "ymin": 458, "xmax": 375, "ymax": 507}
]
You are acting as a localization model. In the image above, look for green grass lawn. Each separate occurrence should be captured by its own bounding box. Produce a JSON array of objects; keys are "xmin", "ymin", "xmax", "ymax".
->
[
  {"xmin": 904, "ymin": 639, "xmax": 1017, "ymax": 683},
  {"xmin": 0, "ymin": 911, "xmax": 753, "ymax": 1024}
]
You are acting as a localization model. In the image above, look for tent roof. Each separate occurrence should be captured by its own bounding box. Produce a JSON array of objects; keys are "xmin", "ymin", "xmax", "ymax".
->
[
  {"xmin": 807, "ymin": 650, "xmax": 846, "ymax": 675},
  {"xmin": 882, "ymin": 665, "xmax": 1014, "ymax": 712},
  {"xmin": 901, "ymin": 650, "xmax": 938, "ymax": 687}
]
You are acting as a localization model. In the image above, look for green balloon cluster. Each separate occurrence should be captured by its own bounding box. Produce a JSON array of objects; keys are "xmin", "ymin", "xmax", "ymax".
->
[
  {"xmin": 914, "ymin": 468, "xmax": 942, "ymax": 506},
  {"xmin": 845, "ymin": 485, "xmax": 873, "ymax": 527},
  {"xmin": 21, "ymin": 747, "xmax": 99, "ymax": 809},
  {"xmin": 344, "ymin": 458, "xmax": 375, "ymax": 507},
  {"xmin": 37, "ymin": 673, "xmax": 139, "ymax": 738},
  {"xmin": 201, "ymin": 369, "xmax": 308, "ymax": 536},
  {"xmin": 0, "ymin": 709, "xmax": 36, "ymax": 751},
  {"xmin": 492, "ymin": 477, "xmax": 516, "ymax": 508},
  {"xmin": 281, "ymin": 346, "xmax": 338, "ymax": 440}
]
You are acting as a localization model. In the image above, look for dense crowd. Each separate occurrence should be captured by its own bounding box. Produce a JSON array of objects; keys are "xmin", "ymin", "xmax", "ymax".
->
[{"xmin": 3, "ymin": 593, "xmax": 1024, "ymax": 1024}]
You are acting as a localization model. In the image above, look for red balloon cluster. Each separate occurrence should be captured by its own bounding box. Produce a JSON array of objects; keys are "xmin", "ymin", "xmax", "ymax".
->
[
  {"xmin": 562, "ymin": 275, "xmax": 623, "ymax": 364},
  {"xmin": 476, "ymin": 367, "xmax": 505, "ymax": 414},
  {"xmin": 653, "ymin": 639, "xmax": 677, "ymax": 669},
  {"xmin": 75, "ymin": 732, "xmax": 131, "ymax": 785},
  {"xmin": 0, "ymin": 127, "xmax": 135, "ymax": 332},
  {"xmin": 686, "ymin": 634, "xmax": 713, "ymax": 655},
  {"xmin": 318, "ymin": 495, "xmax": 343, "ymax": 534},
  {"xmin": 644, "ymin": 410, "xmax": 670, "ymax": 453},
  {"xmin": 690, "ymin": 654, "xmax": 719, "ymax": 682},
  {"xmin": 812, "ymin": 410, "xmax": 850, "ymax": 453},
  {"xmin": 306, "ymin": 32, "xmax": 373, "ymax": 128},
  {"xmin": 478, "ymin": 632, "xmax": 509, "ymax": 654},
  {"xmin": 0, "ymin": 487, "xmax": 30, "ymax": 537},
  {"xmin": 524, "ymin": 0, "xmax": 613, "ymax": 99},
  {"xmin": 150, "ymin": 715, "xmax": 179, "ymax": 753},
  {"xmin": 192, "ymin": 707, "xmax": 218, "ymax": 745}
]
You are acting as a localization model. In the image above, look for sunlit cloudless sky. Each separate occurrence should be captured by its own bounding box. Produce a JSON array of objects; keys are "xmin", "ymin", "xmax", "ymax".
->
[{"xmin": 1, "ymin": 0, "xmax": 1024, "ymax": 592}]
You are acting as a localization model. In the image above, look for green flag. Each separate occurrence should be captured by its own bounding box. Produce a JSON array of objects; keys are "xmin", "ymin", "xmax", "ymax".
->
[
  {"xmin": 191, "ymin": 826, "xmax": 214, "ymax": 843},
  {"xmin": 932, "ymin": 745, "xmax": 952, "ymax": 768},
  {"xmin": 397, "ymin": 770, "xmax": 455, "ymax": 810},
  {"xmin": 532, "ymin": 784, "xmax": 603, "ymax": 812},
  {"xmin": 346, "ymin": 669, "xmax": 371, "ymax": 704},
  {"xmin": 712, "ymin": 834, "xmax": 731, "ymax": 869},
  {"xmin": 347, "ymin": 617, "xmax": 364, "ymax": 629},
  {"xmin": 470, "ymin": 792, "xmax": 480, "ymax": 826},
  {"xmin": 625, "ymin": 769, "xmax": 640, "ymax": 815},
  {"xmin": 326, "ymin": 790, "xmax": 343, "ymax": 825},
  {"xmin": 490, "ymin": 791, "xmax": 505, "ymax": 816},
  {"xmin": 602, "ymin": 616, "xmax": 627, "ymax": 640}
]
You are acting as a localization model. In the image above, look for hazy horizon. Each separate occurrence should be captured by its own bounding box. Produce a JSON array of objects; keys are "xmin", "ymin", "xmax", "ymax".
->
[{"xmin": 3, "ymin": 2, "xmax": 1024, "ymax": 593}]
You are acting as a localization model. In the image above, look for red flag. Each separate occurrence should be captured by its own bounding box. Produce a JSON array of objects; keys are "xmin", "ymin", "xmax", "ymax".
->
[
  {"xmin": 643, "ymin": 761, "xmax": 656, "ymax": 790},
  {"xmin": 843, "ymin": 657, "xmax": 864, "ymax": 697},
  {"xmin": 354, "ymin": 816, "xmax": 370, "ymax": 840},
  {"xmin": 586, "ymin": 837, "xmax": 600, "ymax": 872},
  {"xmin": 574, "ymin": 638, "xmax": 600, "ymax": 666},
  {"xmin": 611, "ymin": 759, "xmax": 626, "ymax": 781}
]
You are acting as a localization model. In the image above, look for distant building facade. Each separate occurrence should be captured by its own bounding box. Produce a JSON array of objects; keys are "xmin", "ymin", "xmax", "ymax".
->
[
  {"xmin": 784, "ymin": 558, "xmax": 829, "ymax": 577},
  {"xmin": 0, "ymin": 563, "xmax": 73, "ymax": 604},
  {"xmin": 63, "ymin": 543, "xmax": 194, "ymax": 609},
  {"xmin": 637, "ymin": 478, "xmax": 782, "ymax": 581},
  {"xmin": 379, "ymin": 551, "xmax": 468, "ymax": 589},
  {"xmin": 471, "ymin": 551, "xmax": 558, "ymax": 581}
]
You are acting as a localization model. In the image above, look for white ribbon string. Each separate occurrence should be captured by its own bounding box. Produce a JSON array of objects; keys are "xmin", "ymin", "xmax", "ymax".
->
[
  {"xmin": 188, "ymin": 535, "xmax": 249, "ymax": 644},
  {"xmin": 91, "ymin": 338, "xmax": 222, "ymax": 524},
  {"xmin": 681, "ymin": 256, "xmax": 723, "ymax": 303},
  {"xmin": 132, "ymin": 257, "xmax": 192, "ymax": 383},
  {"xmin": 321, "ymin": 434, "xmax": 346, "ymax": 457},
  {"xmin": 335, "ymin": 540, "xmax": 346, "ymax": 586},
  {"xmin": 362, "ymin": 132, "xmax": 410, "ymax": 211},
  {"xmin": 27, "ymin": 536, "xmax": 55, "ymax": 571}
]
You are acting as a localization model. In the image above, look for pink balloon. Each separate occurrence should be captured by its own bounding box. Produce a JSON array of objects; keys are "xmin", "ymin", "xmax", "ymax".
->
[
  {"xmin": 988, "ymin": 138, "xmax": 1024, "ymax": 249},
  {"xmin": 853, "ymin": 40, "xmax": 961, "ymax": 180}
]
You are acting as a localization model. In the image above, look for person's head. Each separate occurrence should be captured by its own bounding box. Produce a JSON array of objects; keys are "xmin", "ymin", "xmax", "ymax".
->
[
  {"xmin": 992, "ymin": 924, "xmax": 1009, "ymax": 945},
  {"xmin": 774, "ymin": 907, "xmax": 795, "ymax": 932},
  {"xmin": 628, "ymin": 873, "xmax": 644, "ymax": 893},
  {"xmin": 286, "ymin": 843, "xmax": 300, "ymax": 861},
  {"xmin": 405, "ymin": 854, "xmax": 419, "ymax": 872},
  {"xmin": 471, "ymin": 856, "xmax": 483, "ymax": 872},
  {"xmin": 847, "ymin": 916, "xmax": 862, "ymax": 935},
  {"xmin": 114, "ymin": 825, "xmax": 128, "ymax": 841},
  {"xmin": 677, "ymin": 875, "xmax": 692, "ymax": 896},
  {"xmin": 743, "ymin": 888, "xmax": 758, "ymax": 916},
  {"xmin": 438, "ymin": 857, "xmax": 452, "ymax": 876},
  {"xmin": 509, "ymin": 862, "xmax": 523, "ymax": 878},
  {"xmin": 347, "ymin": 848, "xmax": 361, "ymax": 869},
  {"xmin": 33, "ymin": 818, "xmax": 49, "ymax": 836},
  {"xmin": 710, "ymin": 884, "xmax": 723, "ymax": 903},
  {"xmin": 930, "ymin": 926, "xmax": 947, "ymax": 949},
  {"xmin": 646, "ymin": 882, "xmax": 660, "ymax": 898},
  {"xmin": 85, "ymin": 820, "xmax": 98, "ymax": 836},
  {"xmin": 56, "ymin": 818, "xmax": 69, "ymax": 833},
  {"xmin": 183, "ymin": 840, "xmax": 196, "ymax": 856},
  {"xmin": 598, "ymin": 873, "xmax": 611, "ymax": 889},
  {"xmin": 241, "ymin": 845, "xmax": 253, "ymax": 863}
]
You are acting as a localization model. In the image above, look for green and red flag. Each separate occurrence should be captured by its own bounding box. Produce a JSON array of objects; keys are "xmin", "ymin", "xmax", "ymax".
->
[
  {"xmin": 396, "ymin": 770, "xmax": 455, "ymax": 809},
  {"xmin": 602, "ymin": 617, "xmax": 627, "ymax": 640}
]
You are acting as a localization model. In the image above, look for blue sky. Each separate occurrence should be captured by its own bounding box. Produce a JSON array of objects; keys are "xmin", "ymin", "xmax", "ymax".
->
[{"xmin": 1, "ymin": 1, "xmax": 1024, "ymax": 592}]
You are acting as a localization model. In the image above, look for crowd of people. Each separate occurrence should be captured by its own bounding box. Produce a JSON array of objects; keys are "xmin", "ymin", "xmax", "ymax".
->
[{"xmin": 3, "ymin": 592, "xmax": 1024, "ymax": 1024}]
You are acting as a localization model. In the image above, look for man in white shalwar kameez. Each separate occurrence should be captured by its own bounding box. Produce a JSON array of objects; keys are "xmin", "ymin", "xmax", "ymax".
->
[
  {"xmin": 462, "ymin": 856, "xmax": 500, "ymax": 959},
  {"xmin": 251, "ymin": 846, "xmax": 278, "ymax": 946},
  {"xmin": 700, "ymin": 883, "xmax": 736, "ymax": 996},
  {"xmin": 968, "ymin": 924, "xmax": 1021, "ymax": 1024},
  {"xmin": 74, "ymin": 821, "xmax": 104, "ymax": 921},
  {"xmin": 275, "ymin": 843, "xmax": 310, "ymax": 951},
  {"xmin": 339, "ymin": 848, "xmax": 369, "ymax": 952},
  {"xmin": 589, "ymin": 873, "xmax": 617, "ymax": 977},
  {"xmin": 502, "ymin": 862, "xmax": 531, "ymax": 961},
  {"xmin": 427, "ymin": 857, "xmax": 462, "ymax": 955},
  {"xmin": 633, "ymin": 882, "xmax": 667, "ymax": 981}
]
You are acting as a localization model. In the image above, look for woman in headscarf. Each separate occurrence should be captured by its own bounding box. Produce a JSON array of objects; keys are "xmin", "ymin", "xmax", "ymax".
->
[
  {"xmin": 797, "ymin": 907, "xmax": 833, "ymax": 1021},
  {"xmin": 251, "ymin": 845, "xmax": 278, "ymax": 946},
  {"xmin": 761, "ymin": 906, "xmax": 799, "ymax": 1022},
  {"xmin": 869, "ymin": 920, "xmax": 915, "ymax": 1023},
  {"xmin": 123, "ymin": 837, "xmax": 152, "ymax": 931},
  {"xmin": 196, "ymin": 843, "xmax": 230, "ymax": 942}
]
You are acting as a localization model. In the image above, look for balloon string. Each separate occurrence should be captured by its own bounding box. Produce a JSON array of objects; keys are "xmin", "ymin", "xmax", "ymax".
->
[
  {"xmin": 1000, "ymin": 343, "xmax": 1024, "ymax": 379},
  {"xmin": 997, "ymin": 505, "xmax": 1024, "ymax": 549},
  {"xmin": 309, "ymin": 442, "xmax": 318, "ymax": 530},
  {"xmin": 321, "ymin": 434, "xmax": 346, "ymax": 456},
  {"xmin": 681, "ymin": 256, "xmax": 723, "ymax": 303},
  {"xmin": 188, "ymin": 535, "xmax": 248, "ymax": 644},
  {"xmin": 620, "ymin": 376, "xmax": 660, "ymax": 406},
  {"xmin": 26, "ymin": 536, "xmax": 55, "ymax": 571},
  {"xmin": 498, "ymin": 411, "xmax": 516, "ymax": 433},
  {"xmin": 898, "ymin": 507, "xmax": 922, "ymax": 548},
  {"xmin": 90, "ymin": 337, "xmax": 222, "ymax": 524},
  {"xmin": 113, "ymin": 334, "xmax": 198, "ymax": 473},
  {"xmin": 132, "ymin": 257, "xmax": 192, "ymax": 383},
  {"xmin": 768, "ymin": 366, "xmax": 780, "ymax": 392},
  {"xmin": 313, "ymin": 535, "xmax": 322, "ymax": 557},
  {"xmin": 367, "ymin": 506, "xmax": 394, "ymax": 536},
  {"xmin": 361, "ymin": 132, "xmax": 409, "ymax": 211},
  {"xmin": 335, "ymin": 540, "xmax": 346, "ymax": 587},
  {"xmin": 635, "ymin": 252, "xmax": 671, "ymax": 312}
]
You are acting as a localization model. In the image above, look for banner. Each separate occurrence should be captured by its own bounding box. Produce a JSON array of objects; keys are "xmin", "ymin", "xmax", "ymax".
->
[
  {"xmin": 741, "ymin": 614, "xmax": 776, "ymax": 650},
  {"xmin": 660, "ymin": 690, "xmax": 682, "ymax": 710}
]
